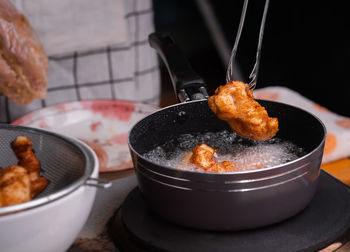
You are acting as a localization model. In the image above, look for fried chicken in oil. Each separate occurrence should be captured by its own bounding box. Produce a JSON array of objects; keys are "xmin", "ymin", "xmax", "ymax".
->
[
  {"xmin": 181, "ymin": 144, "xmax": 236, "ymax": 173},
  {"xmin": 190, "ymin": 144, "xmax": 217, "ymax": 170},
  {"xmin": 0, "ymin": 136, "xmax": 49, "ymax": 207},
  {"xmin": 208, "ymin": 81, "xmax": 278, "ymax": 141}
]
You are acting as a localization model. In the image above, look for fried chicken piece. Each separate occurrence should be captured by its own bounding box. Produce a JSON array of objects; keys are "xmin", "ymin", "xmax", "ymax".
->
[
  {"xmin": 11, "ymin": 136, "xmax": 41, "ymax": 181},
  {"xmin": 11, "ymin": 136, "xmax": 49, "ymax": 197},
  {"xmin": 181, "ymin": 144, "xmax": 236, "ymax": 173},
  {"xmin": 0, "ymin": 136, "xmax": 49, "ymax": 208},
  {"xmin": 30, "ymin": 176, "xmax": 49, "ymax": 198},
  {"xmin": 208, "ymin": 81, "xmax": 278, "ymax": 141},
  {"xmin": 191, "ymin": 144, "xmax": 217, "ymax": 170},
  {"xmin": 0, "ymin": 166, "xmax": 31, "ymax": 207},
  {"xmin": 209, "ymin": 160, "xmax": 236, "ymax": 173}
]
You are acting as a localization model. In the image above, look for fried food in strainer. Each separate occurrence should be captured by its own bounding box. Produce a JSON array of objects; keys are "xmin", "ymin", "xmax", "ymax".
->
[{"xmin": 0, "ymin": 136, "xmax": 49, "ymax": 207}]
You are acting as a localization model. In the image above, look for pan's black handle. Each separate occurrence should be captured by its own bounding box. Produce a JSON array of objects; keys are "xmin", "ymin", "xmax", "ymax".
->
[{"xmin": 149, "ymin": 32, "xmax": 209, "ymax": 102}]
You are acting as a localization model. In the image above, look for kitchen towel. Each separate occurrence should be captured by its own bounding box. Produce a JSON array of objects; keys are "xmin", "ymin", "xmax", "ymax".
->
[
  {"xmin": 254, "ymin": 86, "xmax": 350, "ymax": 164},
  {"xmin": 3, "ymin": 0, "xmax": 160, "ymax": 124},
  {"xmin": 11, "ymin": 0, "xmax": 127, "ymax": 56}
]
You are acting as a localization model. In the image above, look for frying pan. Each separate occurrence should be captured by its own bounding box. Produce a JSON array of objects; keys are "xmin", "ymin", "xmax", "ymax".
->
[{"xmin": 128, "ymin": 32, "xmax": 326, "ymax": 231}]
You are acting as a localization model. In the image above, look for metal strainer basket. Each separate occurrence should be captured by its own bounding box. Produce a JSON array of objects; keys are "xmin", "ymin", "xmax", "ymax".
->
[{"xmin": 0, "ymin": 124, "xmax": 110, "ymax": 215}]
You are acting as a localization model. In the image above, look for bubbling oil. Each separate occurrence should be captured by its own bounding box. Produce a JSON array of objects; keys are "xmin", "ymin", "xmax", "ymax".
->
[{"xmin": 143, "ymin": 130, "xmax": 306, "ymax": 172}]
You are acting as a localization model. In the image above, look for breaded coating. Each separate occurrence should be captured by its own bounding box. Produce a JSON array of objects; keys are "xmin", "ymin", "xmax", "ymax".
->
[
  {"xmin": 208, "ymin": 81, "xmax": 278, "ymax": 141},
  {"xmin": 0, "ymin": 136, "xmax": 49, "ymax": 208},
  {"xmin": 30, "ymin": 176, "xmax": 49, "ymax": 198},
  {"xmin": 0, "ymin": 166, "xmax": 31, "ymax": 207},
  {"xmin": 181, "ymin": 144, "xmax": 236, "ymax": 173},
  {"xmin": 11, "ymin": 136, "xmax": 49, "ymax": 198},
  {"xmin": 191, "ymin": 144, "xmax": 217, "ymax": 170},
  {"xmin": 209, "ymin": 160, "xmax": 236, "ymax": 173},
  {"xmin": 11, "ymin": 136, "xmax": 41, "ymax": 181}
]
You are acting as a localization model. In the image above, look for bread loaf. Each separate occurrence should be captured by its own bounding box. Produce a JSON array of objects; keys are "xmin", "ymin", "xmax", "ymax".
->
[{"xmin": 0, "ymin": 0, "xmax": 48, "ymax": 105}]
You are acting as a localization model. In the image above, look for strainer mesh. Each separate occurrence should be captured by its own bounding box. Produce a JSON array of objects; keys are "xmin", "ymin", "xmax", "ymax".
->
[{"xmin": 0, "ymin": 125, "xmax": 88, "ymax": 200}]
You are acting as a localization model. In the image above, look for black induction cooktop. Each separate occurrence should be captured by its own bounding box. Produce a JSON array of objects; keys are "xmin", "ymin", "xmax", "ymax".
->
[{"xmin": 109, "ymin": 170, "xmax": 350, "ymax": 252}]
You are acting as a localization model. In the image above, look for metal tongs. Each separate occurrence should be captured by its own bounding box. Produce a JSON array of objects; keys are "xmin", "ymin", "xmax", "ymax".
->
[{"xmin": 226, "ymin": 0, "xmax": 270, "ymax": 90}]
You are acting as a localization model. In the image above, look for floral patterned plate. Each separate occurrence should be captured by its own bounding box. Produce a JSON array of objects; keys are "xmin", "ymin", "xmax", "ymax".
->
[{"xmin": 12, "ymin": 100, "xmax": 158, "ymax": 172}]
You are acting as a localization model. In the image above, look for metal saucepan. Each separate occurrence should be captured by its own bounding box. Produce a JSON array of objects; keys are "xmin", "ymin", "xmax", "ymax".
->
[{"xmin": 128, "ymin": 32, "xmax": 326, "ymax": 231}]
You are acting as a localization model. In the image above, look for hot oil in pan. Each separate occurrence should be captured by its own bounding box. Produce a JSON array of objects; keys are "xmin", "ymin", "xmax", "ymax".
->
[{"xmin": 143, "ymin": 130, "xmax": 306, "ymax": 172}]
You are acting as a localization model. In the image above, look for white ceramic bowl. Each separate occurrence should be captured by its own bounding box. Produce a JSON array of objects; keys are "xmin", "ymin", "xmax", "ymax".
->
[{"xmin": 0, "ymin": 130, "xmax": 109, "ymax": 252}]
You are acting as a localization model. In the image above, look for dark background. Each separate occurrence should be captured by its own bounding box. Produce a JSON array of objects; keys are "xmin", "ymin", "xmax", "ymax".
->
[{"xmin": 153, "ymin": 0, "xmax": 349, "ymax": 117}]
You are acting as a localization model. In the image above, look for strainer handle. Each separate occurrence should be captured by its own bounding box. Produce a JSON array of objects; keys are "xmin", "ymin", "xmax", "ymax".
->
[{"xmin": 85, "ymin": 177, "xmax": 112, "ymax": 188}]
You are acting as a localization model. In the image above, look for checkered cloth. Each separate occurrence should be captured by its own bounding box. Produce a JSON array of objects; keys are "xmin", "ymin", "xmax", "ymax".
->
[{"xmin": 0, "ymin": 0, "xmax": 160, "ymax": 123}]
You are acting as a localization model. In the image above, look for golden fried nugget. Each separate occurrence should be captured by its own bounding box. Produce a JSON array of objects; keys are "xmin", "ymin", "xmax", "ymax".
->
[
  {"xmin": 0, "ymin": 166, "xmax": 31, "ymax": 207},
  {"xmin": 11, "ymin": 136, "xmax": 41, "ymax": 181},
  {"xmin": 191, "ymin": 144, "xmax": 217, "ymax": 170},
  {"xmin": 181, "ymin": 144, "xmax": 236, "ymax": 173},
  {"xmin": 0, "ymin": 136, "xmax": 49, "ymax": 208},
  {"xmin": 30, "ymin": 176, "xmax": 49, "ymax": 198},
  {"xmin": 208, "ymin": 81, "xmax": 278, "ymax": 141},
  {"xmin": 207, "ymin": 160, "xmax": 236, "ymax": 173}
]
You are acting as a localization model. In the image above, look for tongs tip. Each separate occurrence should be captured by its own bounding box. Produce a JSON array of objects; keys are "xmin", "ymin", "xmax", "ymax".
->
[{"xmin": 226, "ymin": 0, "xmax": 270, "ymax": 90}]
